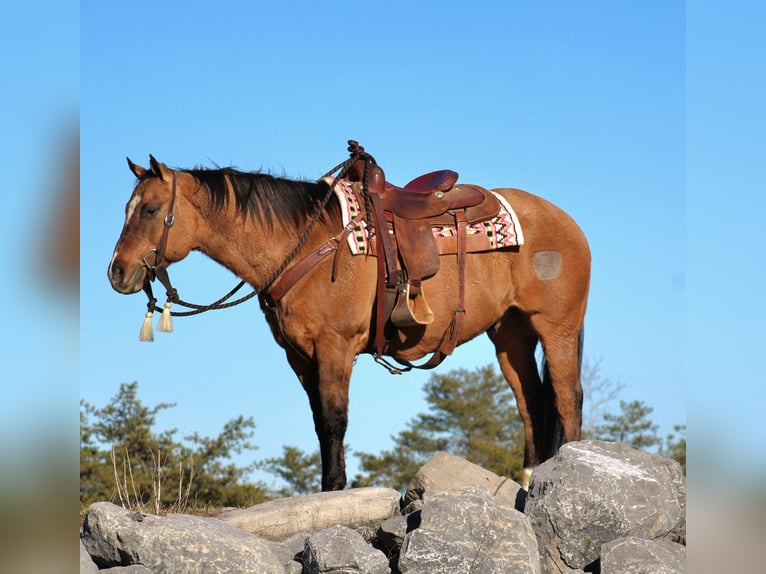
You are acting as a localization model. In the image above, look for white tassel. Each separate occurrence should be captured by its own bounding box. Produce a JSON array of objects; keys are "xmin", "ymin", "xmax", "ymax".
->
[
  {"xmin": 157, "ymin": 301, "xmax": 173, "ymax": 332},
  {"xmin": 139, "ymin": 311, "xmax": 154, "ymax": 342}
]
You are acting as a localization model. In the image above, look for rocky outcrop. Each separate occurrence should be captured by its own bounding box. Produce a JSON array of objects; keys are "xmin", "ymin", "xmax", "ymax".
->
[
  {"xmin": 80, "ymin": 440, "xmax": 685, "ymax": 573},
  {"xmin": 525, "ymin": 440, "xmax": 685, "ymax": 573}
]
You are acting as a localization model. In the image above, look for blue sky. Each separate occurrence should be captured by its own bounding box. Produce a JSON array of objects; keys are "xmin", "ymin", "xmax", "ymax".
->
[{"xmin": 76, "ymin": 1, "xmax": 691, "ymax": 484}]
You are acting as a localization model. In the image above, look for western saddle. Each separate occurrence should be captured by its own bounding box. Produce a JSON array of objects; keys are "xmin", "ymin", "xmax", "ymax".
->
[{"xmin": 343, "ymin": 141, "xmax": 500, "ymax": 369}]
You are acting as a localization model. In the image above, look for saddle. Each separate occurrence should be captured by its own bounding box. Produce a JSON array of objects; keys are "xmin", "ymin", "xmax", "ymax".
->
[{"xmin": 344, "ymin": 144, "xmax": 501, "ymax": 365}]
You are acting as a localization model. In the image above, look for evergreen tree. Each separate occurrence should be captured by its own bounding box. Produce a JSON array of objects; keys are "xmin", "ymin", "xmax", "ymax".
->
[
  {"xmin": 661, "ymin": 424, "xmax": 686, "ymax": 474},
  {"xmin": 258, "ymin": 446, "xmax": 322, "ymax": 496},
  {"xmin": 595, "ymin": 399, "xmax": 662, "ymax": 450},
  {"xmin": 80, "ymin": 382, "xmax": 269, "ymax": 510}
]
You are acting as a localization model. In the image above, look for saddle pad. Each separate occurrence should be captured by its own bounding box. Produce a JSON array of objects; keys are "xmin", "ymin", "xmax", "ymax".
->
[{"xmin": 326, "ymin": 177, "xmax": 524, "ymax": 256}]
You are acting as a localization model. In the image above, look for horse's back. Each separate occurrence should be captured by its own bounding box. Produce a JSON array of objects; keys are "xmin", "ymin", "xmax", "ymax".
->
[{"xmin": 492, "ymin": 187, "xmax": 588, "ymax": 249}]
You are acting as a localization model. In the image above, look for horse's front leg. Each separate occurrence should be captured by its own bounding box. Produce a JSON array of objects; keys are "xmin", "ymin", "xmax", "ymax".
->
[{"xmin": 287, "ymin": 348, "xmax": 354, "ymax": 491}]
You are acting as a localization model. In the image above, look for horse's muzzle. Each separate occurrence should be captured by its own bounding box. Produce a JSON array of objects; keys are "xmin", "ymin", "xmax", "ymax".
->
[{"xmin": 108, "ymin": 261, "xmax": 146, "ymax": 294}]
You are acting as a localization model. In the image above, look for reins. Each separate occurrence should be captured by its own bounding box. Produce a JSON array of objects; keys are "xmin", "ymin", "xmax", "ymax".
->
[{"xmin": 139, "ymin": 142, "xmax": 375, "ymax": 341}]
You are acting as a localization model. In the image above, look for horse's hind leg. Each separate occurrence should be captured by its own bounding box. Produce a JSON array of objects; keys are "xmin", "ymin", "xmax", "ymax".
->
[
  {"xmin": 531, "ymin": 316, "xmax": 584, "ymax": 458},
  {"xmin": 488, "ymin": 309, "xmax": 545, "ymax": 488}
]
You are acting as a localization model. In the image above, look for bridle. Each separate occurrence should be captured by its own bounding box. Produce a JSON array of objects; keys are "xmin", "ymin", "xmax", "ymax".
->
[{"xmin": 139, "ymin": 143, "xmax": 374, "ymax": 331}]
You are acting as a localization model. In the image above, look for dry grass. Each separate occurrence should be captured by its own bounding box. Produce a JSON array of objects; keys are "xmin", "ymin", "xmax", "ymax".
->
[{"xmin": 110, "ymin": 446, "xmax": 196, "ymax": 516}]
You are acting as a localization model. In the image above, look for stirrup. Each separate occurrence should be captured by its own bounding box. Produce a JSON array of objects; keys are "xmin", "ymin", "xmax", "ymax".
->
[{"xmin": 391, "ymin": 282, "xmax": 434, "ymax": 327}]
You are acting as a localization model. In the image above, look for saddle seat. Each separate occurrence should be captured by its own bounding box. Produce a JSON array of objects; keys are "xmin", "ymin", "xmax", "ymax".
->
[{"xmin": 382, "ymin": 170, "xmax": 486, "ymax": 220}]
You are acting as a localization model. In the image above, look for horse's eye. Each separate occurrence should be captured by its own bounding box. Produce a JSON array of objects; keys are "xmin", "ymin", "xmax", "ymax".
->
[{"xmin": 141, "ymin": 204, "xmax": 160, "ymax": 219}]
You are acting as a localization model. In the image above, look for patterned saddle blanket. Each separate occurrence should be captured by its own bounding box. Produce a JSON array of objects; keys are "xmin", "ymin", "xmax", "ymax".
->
[{"xmin": 328, "ymin": 178, "xmax": 524, "ymax": 256}]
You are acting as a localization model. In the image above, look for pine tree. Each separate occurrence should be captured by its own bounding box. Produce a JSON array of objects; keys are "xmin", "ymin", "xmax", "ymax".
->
[
  {"xmin": 595, "ymin": 399, "xmax": 662, "ymax": 450},
  {"xmin": 258, "ymin": 446, "xmax": 322, "ymax": 496},
  {"xmin": 661, "ymin": 424, "xmax": 686, "ymax": 473},
  {"xmin": 80, "ymin": 382, "xmax": 269, "ymax": 510}
]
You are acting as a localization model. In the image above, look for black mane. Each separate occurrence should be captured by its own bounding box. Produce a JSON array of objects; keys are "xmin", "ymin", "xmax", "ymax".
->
[{"xmin": 182, "ymin": 167, "xmax": 337, "ymax": 228}]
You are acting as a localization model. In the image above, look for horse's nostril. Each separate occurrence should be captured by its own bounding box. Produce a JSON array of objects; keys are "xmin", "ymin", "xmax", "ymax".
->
[{"xmin": 109, "ymin": 263, "xmax": 124, "ymax": 284}]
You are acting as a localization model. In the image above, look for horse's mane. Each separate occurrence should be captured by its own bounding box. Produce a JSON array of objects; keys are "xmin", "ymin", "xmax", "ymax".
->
[{"xmin": 181, "ymin": 166, "xmax": 338, "ymax": 228}]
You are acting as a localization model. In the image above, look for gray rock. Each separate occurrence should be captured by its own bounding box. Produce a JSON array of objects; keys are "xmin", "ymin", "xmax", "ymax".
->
[
  {"xmin": 399, "ymin": 486, "xmax": 541, "ymax": 574},
  {"xmin": 218, "ymin": 487, "xmax": 401, "ymax": 541},
  {"xmin": 271, "ymin": 530, "xmax": 315, "ymax": 572},
  {"xmin": 404, "ymin": 451, "xmax": 524, "ymax": 510},
  {"xmin": 375, "ymin": 514, "xmax": 408, "ymax": 556},
  {"xmin": 301, "ymin": 524, "xmax": 390, "ymax": 574},
  {"xmin": 81, "ymin": 502, "xmax": 284, "ymax": 574},
  {"xmin": 658, "ymin": 455, "xmax": 687, "ymax": 544},
  {"xmin": 600, "ymin": 536, "xmax": 686, "ymax": 573},
  {"xmin": 80, "ymin": 539, "xmax": 99, "ymax": 574},
  {"xmin": 101, "ymin": 566, "xmax": 153, "ymax": 573},
  {"xmin": 525, "ymin": 440, "xmax": 684, "ymax": 573}
]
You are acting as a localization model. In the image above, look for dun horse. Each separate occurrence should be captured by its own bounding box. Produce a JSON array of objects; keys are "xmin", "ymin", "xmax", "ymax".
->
[{"xmin": 108, "ymin": 146, "xmax": 590, "ymax": 491}]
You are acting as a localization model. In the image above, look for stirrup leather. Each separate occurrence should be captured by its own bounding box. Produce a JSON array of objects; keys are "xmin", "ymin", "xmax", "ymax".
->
[{"xmin": 391, "ymin": 281, "xmax": 434, "ymax": 326}]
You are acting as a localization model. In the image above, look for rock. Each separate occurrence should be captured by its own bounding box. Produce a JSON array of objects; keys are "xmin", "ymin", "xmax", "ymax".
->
[
  {"xmin": 301, "ymin": 524, "xmax": 390, "ymax": 573},
  {"xmin": 80, "ymin": 539, "xmax": 99, "ymax": 574},
  {"xmin": 404, "ymin": 451, "xmax": 525, "ymax": 510},
  {"xmin": 600, "ymin": 536, "xmax": 686, "ymax": 573},
  {"xmin": 218, "ymin": 486, "xmax": 401, "ymax": 541},
  {"xmin": 80, "ymin": 448, "xmax": 685, "ymax": 574},
  {"xmin": 81, "ymin": 501, "xmax": 284, "ymax": 574},
  {"xmin": 525, "ymin": 440, "xmax": 684, "ymax": 573},
  {"xmin": 375, "ymin": 514, "xmax": 408, "ymax": 556},
  {"xmin": 271, "ymin": 531, "xmax": 314, "ymax": 572},
  {"xmin": 398, "ymin": 485, "xmax": 541, "ymax": 574},
  {"xmin": 658, "ymin": 455, "xmax": 687, "ymax": 544}
]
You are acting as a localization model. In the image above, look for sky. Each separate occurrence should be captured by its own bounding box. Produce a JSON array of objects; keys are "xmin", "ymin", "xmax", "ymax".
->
[{"xmin": 76, "ymin": 1, "xmax": 692, "ymax": 486}]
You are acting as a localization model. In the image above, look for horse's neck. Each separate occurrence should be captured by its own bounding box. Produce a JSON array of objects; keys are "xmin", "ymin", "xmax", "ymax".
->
[{"xmin": 194, "ymin": 206, "xmax": 325, "ymax": 290}]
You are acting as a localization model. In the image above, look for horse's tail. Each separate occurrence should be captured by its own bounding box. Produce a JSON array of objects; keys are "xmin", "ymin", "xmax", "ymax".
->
[{"xmin": 540, "ymin": 328, "xmax": 584, "ymax": 460}]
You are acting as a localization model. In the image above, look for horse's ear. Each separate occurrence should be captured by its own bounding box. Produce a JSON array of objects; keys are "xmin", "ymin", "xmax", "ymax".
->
[
  {"xmin": 149, "ymin": 154, "xmax": 172, "ymax": 182},
  {"xmin": 127, "ymin": 157, "xmax": 147, "ymax": 178}
]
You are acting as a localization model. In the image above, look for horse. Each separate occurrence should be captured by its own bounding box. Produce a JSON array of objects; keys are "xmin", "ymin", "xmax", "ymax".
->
[{"xmin": 108, "ymin": 151, "xmax": 590, "ymax": 491}]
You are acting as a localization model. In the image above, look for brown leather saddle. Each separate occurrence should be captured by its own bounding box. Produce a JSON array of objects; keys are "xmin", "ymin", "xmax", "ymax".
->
[{"xmin": 344, "ymin": 144, "xmax": 501, "ymax": 367}]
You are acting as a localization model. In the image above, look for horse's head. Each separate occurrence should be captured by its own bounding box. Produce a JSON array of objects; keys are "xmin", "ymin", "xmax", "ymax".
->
[{"xmin": 108, "ymin": 156, "xmax": 198, "ymax": 294}]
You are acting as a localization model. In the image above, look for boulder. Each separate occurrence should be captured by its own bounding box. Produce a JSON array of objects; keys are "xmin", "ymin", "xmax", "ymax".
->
[
  {"xmin": 525, "ymin": 440, "xmax": 684, "ymax": 573},
  {"xmin": 301, "ymin": 524, "xmax": 390, "ymax": 573},
  {"xmin": 81, "ymin": 501, "xmax": 284, "ymax": 574},
  {"xmin": 600, "ymin": 536, "xmax": 686, "ymax": 573},
  {"xmin": 375, "ymin": 514, "xmax": 408, "ymax": 556},
  {"xmin": 218, "ymin": 486, "xmax": 401, "ymax": 541},
  {"xmin": 398, "ymin": 485, "xmax": 541, "ymax": 574},
  {"xmin": 79, "ymin": 539, "xmax": 99, "ymax": 574},
  {"xmin": 404, "ymin": 451, "xmax": 525, "ymax": 510}
]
